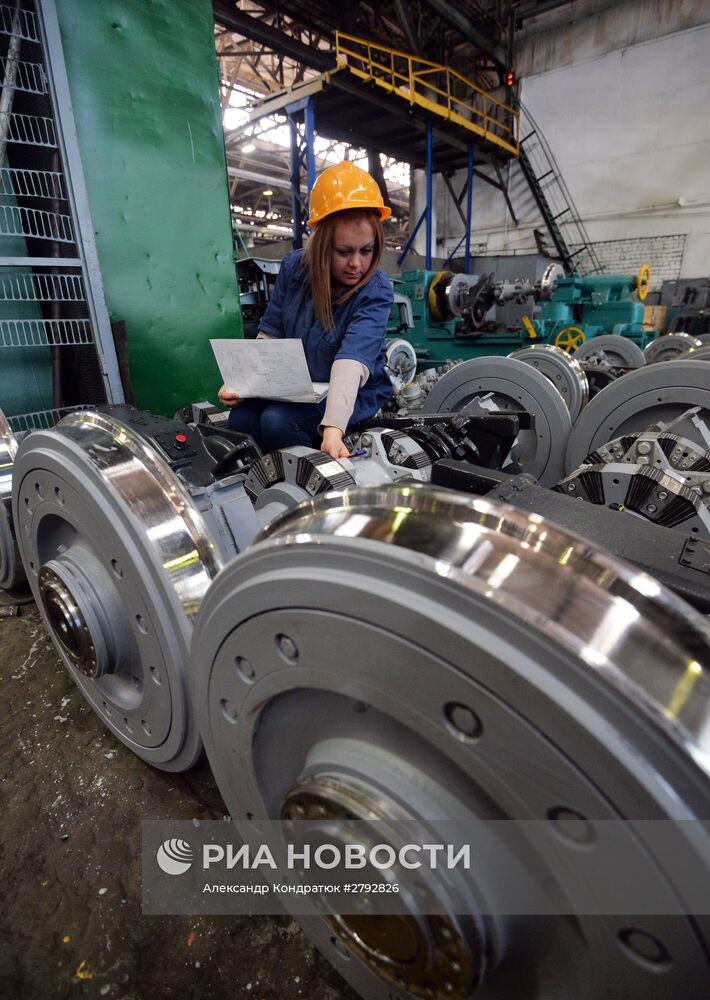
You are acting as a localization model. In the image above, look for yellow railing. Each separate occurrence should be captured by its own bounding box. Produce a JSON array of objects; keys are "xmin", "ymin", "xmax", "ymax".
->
[{"xmin": 334, "ymin": 32, "xmax": 520, "ymax": 157}]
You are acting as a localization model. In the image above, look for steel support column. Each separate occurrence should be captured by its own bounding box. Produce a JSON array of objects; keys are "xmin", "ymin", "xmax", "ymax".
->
[
  {"xmin": 464, "ymin": 145, "xmax": 474, "ymax": 274},
  {"xmin": 397, "ymin": 207, "xmax": 427, "ymax": 266},
  {"xmin": 286, "ymin": 96, "xmax": 316, "ymax": 249},
  {"xmin": 425, "ymin": 121, "xmax": 433, "ymax": 270}
]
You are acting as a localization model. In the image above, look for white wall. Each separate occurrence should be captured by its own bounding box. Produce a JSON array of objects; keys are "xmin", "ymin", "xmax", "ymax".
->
[
  {"xmin": 515, "ymin": 0, "xmax": 710, "ymax": 76},
  {"xmin": 438, "ymin": 5, "xmax": 710, "ymax": 281}
]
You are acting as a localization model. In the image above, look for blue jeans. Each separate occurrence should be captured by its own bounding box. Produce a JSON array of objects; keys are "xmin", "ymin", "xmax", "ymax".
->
[{"xmin": 227, "ymin": 399, "xmax": 323, "ymax": 452}]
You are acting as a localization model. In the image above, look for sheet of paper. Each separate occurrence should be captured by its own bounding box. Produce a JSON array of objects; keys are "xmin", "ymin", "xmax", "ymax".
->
[{"xmin": 211, "ymin": 339, "xmax": 328, "ymax": 403}]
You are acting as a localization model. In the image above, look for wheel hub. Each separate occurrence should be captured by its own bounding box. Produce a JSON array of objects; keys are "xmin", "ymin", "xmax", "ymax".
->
[
  {"xmin": 38, "ymin": 555, "xmax": 121, "ymax": 678},
  {"xmin": 282, "ymin": 773, "xmax": 487, "ymax": 999}
]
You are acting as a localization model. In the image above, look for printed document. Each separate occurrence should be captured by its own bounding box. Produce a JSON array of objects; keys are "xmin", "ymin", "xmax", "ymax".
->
[{"xmin": 211, "ymin": 339, "xmax": 329, "ymax": 403}]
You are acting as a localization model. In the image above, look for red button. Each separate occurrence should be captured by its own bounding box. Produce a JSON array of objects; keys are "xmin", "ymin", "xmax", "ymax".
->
[{"xmin": 175, "ymin": 434, "xmax": 187, "ymax": 443}]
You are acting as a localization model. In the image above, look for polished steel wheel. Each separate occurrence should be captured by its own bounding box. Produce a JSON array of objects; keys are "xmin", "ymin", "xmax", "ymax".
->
[
  {"xmin": 644, "ymin": 333, "xmax": 703, "ymax": 364},
  {"xmin": 13, "ymin": 410, "xmax": 223, "ymax": 770},
  {"xmin": 573, "ymin": 335, "xmax": 646, "ymax": 369},
  {"xmin": 0, "ymin": 408, "xmax": 23, "ymax": 590},
  {"xmin": 422, "ymin": 357, "xmax": 571, "ymax": 485},
  {"xmin": 192, "ymin": 484, "xmax": 710, "ymax": 1000},
  {"xmin": 565, "ymin": 360, "xmax": 710, "ymax": 473},
  {"xmin": 508, "ymin": 344, "xmax": 589, "ymax": 422}
]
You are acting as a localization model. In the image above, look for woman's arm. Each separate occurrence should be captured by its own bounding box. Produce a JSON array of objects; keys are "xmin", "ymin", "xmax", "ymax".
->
[
  {"xmin": 320, "ymin": 359, "xmax": 369, "ymax": 458},
  {"xmin": 320, "ymin": 274, "xmax": 393, "ymax": 457}
]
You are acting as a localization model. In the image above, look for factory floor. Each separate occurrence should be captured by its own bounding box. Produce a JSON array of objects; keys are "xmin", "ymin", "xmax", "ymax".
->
[{"xmin": 0, "ymin": 588, "xmax": 359, "ymax": 1000}]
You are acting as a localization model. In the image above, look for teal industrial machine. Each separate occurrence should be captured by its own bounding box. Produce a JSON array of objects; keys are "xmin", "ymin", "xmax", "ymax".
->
[
  {"xmin": 388, "ymin": 264, "xmax": 655, "ymax": 367},
  {"xmin": 531, "ymin": 266, "xmax": 653, "ymax": 351},
  {"xmin": 388, "ymin": 268, "xmax": 540, "ymax": 365}
]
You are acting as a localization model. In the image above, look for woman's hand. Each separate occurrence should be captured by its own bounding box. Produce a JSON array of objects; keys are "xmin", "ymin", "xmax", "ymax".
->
[
  {"xmin": 217, "ymin": 385, "xmax": 242, "ymax": 408},
  {"xmin": 320, "ymin": 426, "xmax": 350, "ymax": 459}
]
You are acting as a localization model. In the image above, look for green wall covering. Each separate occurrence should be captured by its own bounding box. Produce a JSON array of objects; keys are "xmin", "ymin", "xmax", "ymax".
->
[{"xmin": 55, "ymin": 0, "xmax": 242, "ymax": 416}]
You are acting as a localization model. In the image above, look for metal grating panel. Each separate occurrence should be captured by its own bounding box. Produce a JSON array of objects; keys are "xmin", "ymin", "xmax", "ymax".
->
[
  {"xmin": 0, "ymin": 203, "xmax": 74, "ymax": 241},
  {"xmin": 0, "ymin": 269, "xmax": 85, "ymax": 301},
  {"xmin": 0, "ymin": 166, "xmax": 65, "ymax": 200},
  {"xmin": 8, "ymin": 403, "xmax": 93, "ymax": 432},
  {"xmin": 0, "ymin": 56, "xmax": 46, "ymax": 94},
  {"xmin": 0, "ymin": 109, "xmax": 56, "ymax": 146},
  {"xmin": 0, "ymin": 2, "xmax": 38, "ymax": 42},
  {"xmin": 0, "ymin": 0, "xmax": 124, "ymax": 412},
  {"xmin": 0, "ymin": 317, "xmax": 93, "ymax": 347}
]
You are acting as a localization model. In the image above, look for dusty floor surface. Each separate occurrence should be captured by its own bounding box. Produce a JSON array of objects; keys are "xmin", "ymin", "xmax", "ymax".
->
[{"xmin": 0, "ymin": 590, "xmax": 360, "ymax": 1000}]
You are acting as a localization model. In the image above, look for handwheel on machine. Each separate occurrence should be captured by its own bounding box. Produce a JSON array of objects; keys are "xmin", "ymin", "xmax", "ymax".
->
[
  {"xmin": 554, "ymin": 326, "xmax": 586, "ymax": 352},
  {"xmin": 636, "ymin": 263, "xmax": 651, "ymax": 301}
]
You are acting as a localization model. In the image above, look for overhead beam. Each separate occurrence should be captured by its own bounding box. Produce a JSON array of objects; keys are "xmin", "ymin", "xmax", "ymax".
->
[
  {"xmin": 227, "ymin": 165, "xmax": 292, "ymax": 190},
  {"xmin": 442, "ymin": 172, "xmax": 467, "ymax": 227},
  {"xmin": 514, "ymin": 0, "xmax": 579, "ymax": 25},
  {"xmin": 420, "ymin": 0, "xmax": 507, "ymax": 71},
  {"xmin": 212, "ymin": 1, "xmax": 336, "ymax": 71},
  {"xmin": 392, "ymin": 0, "xmax": 420, "ymax": 55},
  {"xmin": 492, "ymin": 160, "xmax": 518, "ymax": 226},
  {"xmin": 248, "ymin": 0, "xmax": 334, "ymax": 42},
  {"xmin": 227, "ymin": 163, "xmax": 409, "ymax": 209}
]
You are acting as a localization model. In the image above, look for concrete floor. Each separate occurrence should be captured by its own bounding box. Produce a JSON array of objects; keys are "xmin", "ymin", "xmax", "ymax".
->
[{"xmin": 0, "ymin": 588, "xmax": 359, "ymax": 1000}]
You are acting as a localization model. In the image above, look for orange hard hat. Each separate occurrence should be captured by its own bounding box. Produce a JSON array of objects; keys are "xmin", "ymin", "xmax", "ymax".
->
[{"xmin": 307, "ymin": 161, "xmax": 392, "ymax": 227}]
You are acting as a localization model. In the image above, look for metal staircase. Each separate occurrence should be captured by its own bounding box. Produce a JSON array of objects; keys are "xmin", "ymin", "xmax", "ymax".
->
[
  {"xmin": 334, "ymin": 32, "xmax": 520, "ymax": 158},
  {"xmin": 517, "ymin": 100, "xmax": 600, "ymax": 275}
]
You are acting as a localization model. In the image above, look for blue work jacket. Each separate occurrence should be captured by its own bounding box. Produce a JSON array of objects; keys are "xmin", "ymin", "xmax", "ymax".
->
[{"xmin": 258, "ymin": 249, "xmax": 394, "ymax": 425}]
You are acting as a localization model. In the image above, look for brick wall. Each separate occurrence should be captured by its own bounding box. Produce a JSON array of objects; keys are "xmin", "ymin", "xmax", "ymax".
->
[{"xmin": 576, "ymin": 235, "xmax": 686, "ymax": 284}]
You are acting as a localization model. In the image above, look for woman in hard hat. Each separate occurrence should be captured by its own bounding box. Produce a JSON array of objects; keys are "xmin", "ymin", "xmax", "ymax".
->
[{"xmin": 218, "ymin": 161, "xmax": 394, "ymax": 459}]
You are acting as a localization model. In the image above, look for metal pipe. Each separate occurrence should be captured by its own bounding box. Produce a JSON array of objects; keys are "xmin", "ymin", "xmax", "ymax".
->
[{"xmin": 420, "ymin": 0, "xmax": 506, "ymax": 70}]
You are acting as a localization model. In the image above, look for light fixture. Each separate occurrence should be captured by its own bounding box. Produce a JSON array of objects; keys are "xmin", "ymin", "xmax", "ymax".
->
[
  {"xmin": 242, "ymin": 143, "xmax": 255, "ymax": 153},
  {"xmin": 262, "ymin": 189, "xmax": 274, "ymax": 196}
]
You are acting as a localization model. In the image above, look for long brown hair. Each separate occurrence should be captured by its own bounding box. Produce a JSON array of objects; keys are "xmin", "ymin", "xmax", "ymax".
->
[{"xmin": 303, "ymin": 208, "xmax": 384, "ymax": 332}]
